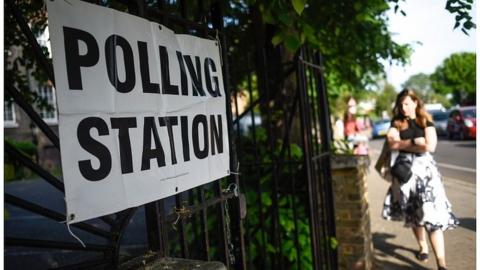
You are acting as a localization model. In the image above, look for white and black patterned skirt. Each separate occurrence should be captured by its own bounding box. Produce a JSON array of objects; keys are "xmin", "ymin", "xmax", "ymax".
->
[{"xmin": 382, "ymin": 152, "xmax": 459, "ymax": 232}]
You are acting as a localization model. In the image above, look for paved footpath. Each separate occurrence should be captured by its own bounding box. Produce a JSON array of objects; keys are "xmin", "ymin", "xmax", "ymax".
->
[{"xmin": 367, "ymin": 151, "xmax": 476, "ymax": 270}]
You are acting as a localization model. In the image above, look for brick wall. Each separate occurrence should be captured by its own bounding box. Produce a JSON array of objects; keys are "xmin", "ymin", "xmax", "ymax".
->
[{"xmin": 331, "ymin": 155, "xmax": 373, "ymax": 270}]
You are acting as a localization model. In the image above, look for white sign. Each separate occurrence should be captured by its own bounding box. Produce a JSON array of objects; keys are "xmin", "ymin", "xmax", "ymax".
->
[{"xmin": 47, "ymin": 0, "xmax": 230, "ymax": 224}]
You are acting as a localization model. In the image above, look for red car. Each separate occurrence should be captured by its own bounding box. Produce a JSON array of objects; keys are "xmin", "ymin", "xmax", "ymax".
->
[{"xmin": 446, "ymin": 106, "xmax": 476, "ymax": 140}]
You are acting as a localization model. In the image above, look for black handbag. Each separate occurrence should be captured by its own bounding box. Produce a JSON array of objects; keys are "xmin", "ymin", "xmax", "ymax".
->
[{"xmin": 391, "ymin": 153, "xmax": 413, "ymax": 183}]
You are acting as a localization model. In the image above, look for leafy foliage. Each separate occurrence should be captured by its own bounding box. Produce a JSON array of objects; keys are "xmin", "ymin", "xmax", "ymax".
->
[
  {"xmin": 402, "ymin": 73, "xmax": 452, "ymax": 108},
  {"xmin": 430, "ymin": 52, "xmax": 476, "ymax": 105},
  {"xmin": 4, "ymin": 139, "xmax": 38, "ymax": 181},
  {"xmin": 259, "ymin": 0, "xmax": 412, "ymax": 92},
  {"xmin": 237, "ymin": 127, "xmax": 315, "ymax": 269},
  {"xmin": 4, "ymin": 0, "xmax": 52, "ymax": 110},
  {"xmin": 445, "ymin": 0, "xmax": 476, "ymax": 35},
  {"xmin": 374, "ymin": 82, "xmax": 397, "ymax": 118}
]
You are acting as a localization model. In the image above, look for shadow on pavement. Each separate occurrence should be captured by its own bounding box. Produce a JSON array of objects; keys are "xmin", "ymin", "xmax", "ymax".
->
[
  {"xmin": 454, "ymin": 142, "xmax": 476, "ymax": 148},
  {"xmin": 458, "ymin": 217, "xmax": 476, "ymax": 232},
  {"xmin": 372, "ymin": 232, "xmax": 430, "ymax": 270}
]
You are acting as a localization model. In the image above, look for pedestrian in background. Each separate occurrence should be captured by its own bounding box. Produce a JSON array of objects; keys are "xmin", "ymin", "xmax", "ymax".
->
[
  {"xmin": 382, "ymin": 88, "xmax": 459, "ymax": 270},
  {"xmin": 343, "ymin": 96, "xmax": 358, "ymax": 140},
  {"xmin": 344, "ymin": 96, "xmax": 369, "ymax": 155}
]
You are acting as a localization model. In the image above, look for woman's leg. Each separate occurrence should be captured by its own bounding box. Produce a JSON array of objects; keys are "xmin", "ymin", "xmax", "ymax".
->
[
  {"xmin": 429, "ymin": 229, "xmax": 447, "ymax": 268},
  {"xmin": 412, "ymin": 226, "xmax": 429, "ymax": 255}
]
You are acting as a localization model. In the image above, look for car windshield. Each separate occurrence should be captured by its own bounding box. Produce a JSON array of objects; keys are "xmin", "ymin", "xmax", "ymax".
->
[
  {"xmin": 462, "ymin": 109, "xmax": 476, "ymax": 118},
  {"xmin": 375, "ymin": 120, "xmax": 390, "ymax": 125},
  {"xmin": 432, "ymin": 113, "xmax": 448, "ymax": 121}
]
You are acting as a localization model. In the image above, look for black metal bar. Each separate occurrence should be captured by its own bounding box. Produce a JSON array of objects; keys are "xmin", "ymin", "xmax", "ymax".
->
[
  {"xmin": 175, "ymin": 193, "xmax": 189, "ymax": 258},
  {"xmin": 179, "ymin": 0, "xmax": 187, "ymax": 18},
  {"xmin": 157, "ymin": 199, "xmax": 170, "ymax": 257},
  {"xmin": 247, "ymin": 67, "xmax": 267, "ymax": 270},
  {"xmin": 5, "ymin": 237, "xmax": 111, "ymax": 251},
  {"xmin": 135, "ymin": 0, "xmax": 146, "ymax": 17},
  {"xmin": 197, "ymin": 187, "xmax": 210, "ymax": 261},
  {"xmin": 5, "ymin": 84, "xmax": 60, "ymax": 148},
  {"xmin": 111, "ymin": 208, "xmax": 137, "ymax": 268},
  {"xmin": 5, "ymin": 141, "xmax": 64, "ymax": 192},
  {"xmin": 188, "ymin": 189, "xmax": 200, "ymax": 257},
  {"xmin": 232, "ymin": 99, "xmax": 260, "ymax": 126},
  {"xmin": 214, "ymin": 181, "xmax": 230, "ymax": 265},
  {"xmin": 314, "ymin": 52, "xmax": 338, "ymax": 269},
  {"xmin": 303, "ymin": 51, "xmax": 332, "ymax": 268},
  {"xmin": 145, "ymin": 202, "xmax": 162, "ymax": 252},
  {"xmin": 160, "ymin": 193, "xmax": 235, "ymax": 223},
  {"xmin": 212, "ymin": 1, "xmax": 246, "ymax": 267},
  {"xmin": 287, "ymin": 143, "xmax": 302, "ymax": 270},
  {"xmin": 196, "ymin": 0, "xmax": 205, "ymax": 23},
  {"xmin": 297, "ymin": 47, "xmax": 322, "ymax": 270},
  {"xmin": 5, "ymin": 0, "xmax": 55, "ymax": 86},
  {"xmin": 264, "ymin": 68, "xmax": 301, "ymax": 270},
  {"xmin": 5, "ymin": 193, "xmax": 112, "ymax": 239},
  {"xmin": 51, "ymin": 258, "xmax": 111, "ymax": 270},
  {"xmin": 98, "ymin": 215, "xmax": 115, "ymax": 227},
  {"xmin": 305, "ymin": 50, "xmax": 321, "ymax": 155}
]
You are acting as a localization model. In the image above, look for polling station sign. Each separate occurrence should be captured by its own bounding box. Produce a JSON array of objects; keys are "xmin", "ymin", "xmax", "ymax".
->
[{"xmin": 47, "ymin": 0, "xmax": 229, "ymax": 224}]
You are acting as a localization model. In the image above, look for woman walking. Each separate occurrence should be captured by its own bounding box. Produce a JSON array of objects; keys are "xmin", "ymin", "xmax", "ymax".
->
[{"xmin": 382, "ymin": 88, "xmax": 459, "ymax": 270}]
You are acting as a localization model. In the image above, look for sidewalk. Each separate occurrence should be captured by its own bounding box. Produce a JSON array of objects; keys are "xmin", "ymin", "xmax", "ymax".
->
[{"xmin": 367, "ymin": 151, "xmax": 476, "ymax": 270}]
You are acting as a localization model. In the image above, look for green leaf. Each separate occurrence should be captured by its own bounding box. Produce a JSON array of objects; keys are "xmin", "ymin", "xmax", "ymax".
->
[
  {"xmin": 292, "ymin": 0, "xmax": 306, "ymax": 15},
  {"xmin": 261, "ymin": 193, "xmax": 272, "ymax": 206},
  {"xmin": 266, "ymin": 243, "xmax": 276, "ymax": 253},
  {"xmin": 329, "ymin": 236, "xmax": 338, "ymax": 250},
  {"xmin": 285, "ymin": 34, "xmax": 301, "ymax": 51},
  {"xmin": 272, "ymin": 34, "xmax": 284, "ymax": 46},
  {"xmin": 290, "ymin": 144, "xmax": 303, "ymax": 159}
]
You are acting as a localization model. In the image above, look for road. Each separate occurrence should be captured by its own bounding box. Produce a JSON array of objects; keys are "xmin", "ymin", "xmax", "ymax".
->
[{"xmin": 369, "ymin": 137, "xmax": 476, "ymax": 184}]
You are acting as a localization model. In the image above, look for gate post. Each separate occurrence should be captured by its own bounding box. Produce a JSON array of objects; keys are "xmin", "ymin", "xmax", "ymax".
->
[{"xmin": 331, "ymin": 155, "xmax": 374, "ymax": 270}]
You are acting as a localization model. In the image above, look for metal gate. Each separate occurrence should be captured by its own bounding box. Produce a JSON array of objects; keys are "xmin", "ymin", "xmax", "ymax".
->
[
  {"xmin": 5, "ymin": 0, "xmax": 245, "ymax": 269},
  {"xmin": 230, "ymin": 43, "xmax": 337, "ymax": 269},
  {"xmin": 5, "ymin": 0, "xmax": 336, "ymax": 269}
]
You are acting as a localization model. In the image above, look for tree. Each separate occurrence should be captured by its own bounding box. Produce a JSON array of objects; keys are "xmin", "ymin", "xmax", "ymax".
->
[
  {"xmin": 5, "ymin": 0, "xmax": 50, "ymax": 109},
  {"xmin": 430, "ymin": 52, "xmax": 476, "ymax": 105},
  {"xmin": 374, "ymin": 82, "xmax": 397, "ymax": 118},
  {"xmin": 402, "ymin": 73, "xmax": 432, "ymax": 100},
  {"xmin": 402, "ymin": 73, "xmax": 453, "ymax": 108}
]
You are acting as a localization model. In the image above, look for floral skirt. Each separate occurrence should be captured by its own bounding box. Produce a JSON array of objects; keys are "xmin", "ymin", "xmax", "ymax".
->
[{"xmin": 382, "ymin": 152, "xmax": 459, "ymax": 232}]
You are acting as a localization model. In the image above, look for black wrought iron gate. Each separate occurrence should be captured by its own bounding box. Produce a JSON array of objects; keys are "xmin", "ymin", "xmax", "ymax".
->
[{"xmin": 5, "ymin": 1, "xmax": 337, "ymax": 269}]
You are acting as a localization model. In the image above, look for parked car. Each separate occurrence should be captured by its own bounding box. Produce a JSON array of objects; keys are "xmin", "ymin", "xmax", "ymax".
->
[
  {"xmin": 428, "ymin": 110, "xmax": 449, "ymax": 136},
  {"xmin": 372, "ymin": 119, "xmax": 391, "ymax": 138},
  {"xmin": 446, "ymin": 106, "xmax": 476, "ymax": 140}
]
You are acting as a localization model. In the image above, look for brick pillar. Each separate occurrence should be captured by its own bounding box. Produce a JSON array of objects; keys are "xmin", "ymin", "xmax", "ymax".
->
[{"xmin": 331, "ymin": 155, "xmax": 373, "ymax": 270}]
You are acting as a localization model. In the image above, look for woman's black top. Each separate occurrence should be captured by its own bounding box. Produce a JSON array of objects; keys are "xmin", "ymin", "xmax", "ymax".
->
[
  {"xmin": 391, "ymin": 118, "xmax": 434, "ymax": 140},
  {"xmin": 391, "ymin": 118, "xmax": 434, "ymax": 154}
]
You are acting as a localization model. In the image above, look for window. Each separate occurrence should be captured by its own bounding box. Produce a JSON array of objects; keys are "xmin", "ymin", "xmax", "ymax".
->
[
  {"xmin": 37, "ymin": 85, "xmax": 58, "ymax": 124},
  {"xmin": 4, "ymin": 101, "xmax": 18, "ymax": 128}
]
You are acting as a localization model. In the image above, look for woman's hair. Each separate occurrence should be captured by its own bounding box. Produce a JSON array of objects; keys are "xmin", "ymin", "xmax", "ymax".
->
[{"xmin": 392, "ymin": 88, "xmax": 433, "ymax": 129}]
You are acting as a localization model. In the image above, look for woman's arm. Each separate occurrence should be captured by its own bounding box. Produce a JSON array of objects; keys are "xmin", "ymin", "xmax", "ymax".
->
[
  {"xmin": 386, "ymin": 127, "xmax": 412, "ymax": 150},
  {"xmin": 386, "ymin": 127, "xmax": 435, "ymax": 153},
  {"xmin": 422, "ymin": 126, "xmax": 437, "ymax": 152}
]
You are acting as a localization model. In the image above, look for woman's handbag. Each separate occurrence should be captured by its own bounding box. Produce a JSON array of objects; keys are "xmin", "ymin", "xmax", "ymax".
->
[
  {"xmin": 375, "ymin": 140, "xmax": 392, "ymax": 181},
  {"xmin": 390, "ymin": 152, "xmax": 413, "ymax": 183}
]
